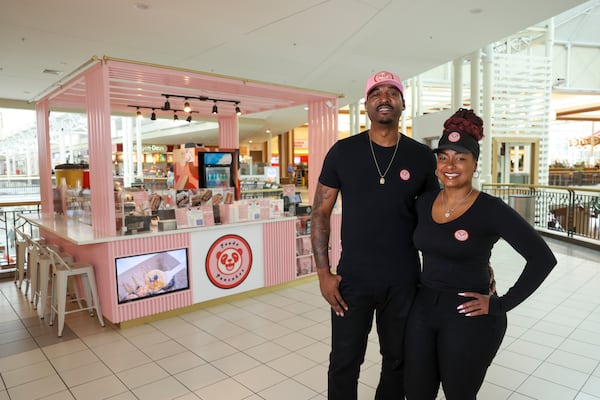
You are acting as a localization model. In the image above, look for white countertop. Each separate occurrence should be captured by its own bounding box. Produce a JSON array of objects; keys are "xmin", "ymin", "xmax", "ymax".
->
[{"xmin": 21, "ymin": 213, "xmax": 296, "ymax": 245}]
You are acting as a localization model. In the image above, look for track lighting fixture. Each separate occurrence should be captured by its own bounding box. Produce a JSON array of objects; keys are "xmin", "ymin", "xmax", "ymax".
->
[
  {"xmin": 161, "ymin": 93, "xmax": 242, "ymax": 116},
  {"xmin": 129, "ymin": 91, "xmax": 242, "ymax": 120},
  {"xmin": 128, "ymin": 104, "xmax": 198, "ymax": 121}
]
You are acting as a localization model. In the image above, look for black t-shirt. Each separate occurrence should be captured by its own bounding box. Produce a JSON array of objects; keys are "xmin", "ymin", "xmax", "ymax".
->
[
  {"xmin": 319, "ymin": 131, "xmax": 438, "ymax": 288},
  {"xmin": 414, "ymin": 190, "xmax": 557, "ymax": 314}
]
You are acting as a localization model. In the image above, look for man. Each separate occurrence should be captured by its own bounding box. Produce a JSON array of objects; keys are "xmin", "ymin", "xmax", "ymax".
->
[{"xmin": 311, "ymin": 71, "xmax": 439, "ymax": 399}]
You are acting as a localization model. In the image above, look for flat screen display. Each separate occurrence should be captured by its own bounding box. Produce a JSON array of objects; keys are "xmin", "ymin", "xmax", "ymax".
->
[
  {"xmin": 115, "ymin": 248, "xmax": 189, "ymax": 304},
  {"xmin": 203, "ymin": 152, "xmax": 232, "ymax": 165}
]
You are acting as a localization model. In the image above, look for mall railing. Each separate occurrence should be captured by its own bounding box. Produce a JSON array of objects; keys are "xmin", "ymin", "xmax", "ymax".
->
[
  {"xmin": 481, "ymin": 183, "xmax": 600, "ymax": 244},
  {"xmin": 0, "ymin": 176, "xmax": 41, "ymax": 195},
  {"xmin": 0, "ymin": 201, "xmax": 43, "ymax": 272}
]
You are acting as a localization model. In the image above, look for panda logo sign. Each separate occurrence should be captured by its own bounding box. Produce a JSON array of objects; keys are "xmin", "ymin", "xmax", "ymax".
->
[{"xmin": 206, "ymin": 234, "xmax": 253, "ymax": 289}]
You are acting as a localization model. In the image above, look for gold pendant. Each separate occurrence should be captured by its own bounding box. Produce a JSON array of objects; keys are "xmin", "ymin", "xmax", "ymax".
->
[{"xmin": 379, "ymin": 177, "xmax": 385, "ymax": 185}]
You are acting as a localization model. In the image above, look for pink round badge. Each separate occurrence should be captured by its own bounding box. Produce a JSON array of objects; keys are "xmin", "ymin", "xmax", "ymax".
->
[
  {"xmin": 454, "ymin": 229, "xmax": 469, "ymax": 241},
  {"xmin": 448, "ymin": 132, "xmax": 461, "ymax": 143},
  {"xmin": 400, "ymin": 169, "xmax": 410, "ymax": 181}
]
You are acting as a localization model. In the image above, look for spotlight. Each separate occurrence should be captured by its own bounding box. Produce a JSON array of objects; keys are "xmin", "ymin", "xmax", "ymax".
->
[
  {"xmin": 212, "ymin": 101, "xmax": 218, "ymax": 115},
  {"xmin": 136, "ymin": 107, "xmax": 143, "ymax": 119},
  {"xmin": 186, "ymin": 113, "xmax": 192, "ymax": 123},
  {"xmin": 150, "ymin": 108, "xmax": 157, "ymax": 121},
  {"xmin": 183, "ymin": 100, "xmax": 191, "ymax": 113},
  {"xmin": 235, "ymin": 103, "xmax": 242, "ymax": 116},
  {"xmin": 163, "ymin": 96, "xmax": 171, "ymax": 111},
  {"xmin": 173, "ymin": 112, "xmax": 179, "ymax": 121}
]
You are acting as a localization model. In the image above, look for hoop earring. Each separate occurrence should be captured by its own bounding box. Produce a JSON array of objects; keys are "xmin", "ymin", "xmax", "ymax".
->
[{"xmin": 473, "ymin": 171, "xmax": 480, "ymax": 179}]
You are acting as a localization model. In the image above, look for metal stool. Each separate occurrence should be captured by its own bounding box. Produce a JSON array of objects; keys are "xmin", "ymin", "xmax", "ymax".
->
[
  {"xmin": 46, "ymin": 248, "xmax": 104, "ymax": 337},
  {"xmin": 30, "ymin": 242, "xmax": 73, "ymax": 319},
  {"xmin": 20, "ymin": 232, "xmax": 44, "ymax": 299}
]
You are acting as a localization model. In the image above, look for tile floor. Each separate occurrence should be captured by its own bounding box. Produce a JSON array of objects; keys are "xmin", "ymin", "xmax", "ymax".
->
[{"xmin": 0, "ymin": 237, "xmax": 598, "ymax": 400}]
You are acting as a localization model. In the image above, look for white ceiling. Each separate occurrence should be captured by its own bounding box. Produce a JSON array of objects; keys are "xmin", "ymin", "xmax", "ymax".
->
[{"xmin": 0, "ymin": 0, "xmax": 590, "ymax": 145}]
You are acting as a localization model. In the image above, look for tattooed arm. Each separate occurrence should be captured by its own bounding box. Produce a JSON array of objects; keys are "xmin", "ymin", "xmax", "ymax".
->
[{"xmin": 311, "ymin": 182, "xmax": 347, "ymax": 316}]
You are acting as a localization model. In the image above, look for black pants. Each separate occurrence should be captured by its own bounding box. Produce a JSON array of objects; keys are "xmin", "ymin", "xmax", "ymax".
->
[
  {"xmin": 328, "ymin": 281, "xmax": 415, "ymax": 400},
  {"xmin": 404, "ymin": 286, "xmax": 507, "ymax": 400}
]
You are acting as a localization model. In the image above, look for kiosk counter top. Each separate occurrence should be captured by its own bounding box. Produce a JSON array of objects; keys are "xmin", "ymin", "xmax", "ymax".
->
[{"xmin": 21, "ymin": 212, "xmax": 296, "ymax": 245}]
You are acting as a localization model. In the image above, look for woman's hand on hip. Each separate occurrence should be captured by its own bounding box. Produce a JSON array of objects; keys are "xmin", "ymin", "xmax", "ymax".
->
[{"xmin": 457, "ymin": 292, "xmax": 490, "ymax": 316}]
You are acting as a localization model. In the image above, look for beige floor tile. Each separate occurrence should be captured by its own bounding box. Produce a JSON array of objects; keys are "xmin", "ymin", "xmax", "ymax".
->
[
  {"xmin": 175, "ymin": 363, "xmax": 227, "ymax": 391},
  {"xmin": 156, "ymin": 351, "xmax": 206, "ymax": 375},
  {"xmin": 211, "ymin": 351, "xmax": 261, "ymax": 376},
  {"xmin": 7, "ymin": 374, "xmax": 67, "ymax": 400},
  {"xmin": 131, "ymin": 376, "xmax": 191, "ymax": 400},
  {"xmin": 2, "ymin": 360, "xmax": 55, "ymax": 388},
  {"xmin": 234, "ymin": 364, "xmax": 287, "ymax": 392},
  {"xmin": 194, "ymin": 378, "xmax": 252, "ymax": 400},
  {"xmin": 59, "ymin": 360, "xmax": 113, "ymax": 388},
  {"xmin": 117, "ymin": 362, "xmax": 169, "ymax": 389},
  {"xmin": 258, "ymin": 378, "xmax": 318, "ymax": 400},
  {"xmin": 69, "ymin": 375, "xmax": 129, "ymax": 400}
]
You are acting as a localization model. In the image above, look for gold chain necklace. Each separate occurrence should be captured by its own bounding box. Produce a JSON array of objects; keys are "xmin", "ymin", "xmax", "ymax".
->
[
  {"xmin": 368, "ymin": 132, "xmax": 400, "ymax": 185},
  {"xmin": 441, "ymin": 188, "xmax": 474, "ymax": 218}
]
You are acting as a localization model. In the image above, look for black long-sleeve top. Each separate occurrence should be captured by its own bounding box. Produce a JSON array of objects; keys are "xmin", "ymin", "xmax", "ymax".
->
[{"xmin": 413, "ymin": 190, "xmax": 557, "ymax": 315}]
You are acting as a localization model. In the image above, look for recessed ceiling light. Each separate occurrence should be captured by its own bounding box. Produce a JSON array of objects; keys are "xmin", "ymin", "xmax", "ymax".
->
[
  {"xmin": 42, "ymin": 69, "xmax": 63, "ymax": 76},
  {"xmin": 134, "ymin": 2, "xmax": 150, "ymax": 10}
]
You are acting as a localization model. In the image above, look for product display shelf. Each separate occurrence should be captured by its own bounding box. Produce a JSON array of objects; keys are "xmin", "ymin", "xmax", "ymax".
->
[{"xmin": 295, "ymin": 216, "xmax": 316, "ymax": 277}]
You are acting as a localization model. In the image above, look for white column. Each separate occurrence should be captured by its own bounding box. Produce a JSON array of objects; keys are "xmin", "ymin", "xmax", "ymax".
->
[
  {"xmin": 470, "ymin": 50, "xmax": 481, "ymax": 114},
  {"xmin": 452, "ymin": 58, "xmax": 463, "ymax": 110},
  {"xmin": 122, "ymin": 117, "xmax": 133, "ymax": 187},
  {"xmin": 349, "ymin": 102, "xmax": 360, "ymax": 135},
  {"xmin": 135, "ymin": 117, "xmax": 143, "ymax": 182},
  {"xmin": 481, "ymin": 44, "xmax": 494, "ymax": 184}
]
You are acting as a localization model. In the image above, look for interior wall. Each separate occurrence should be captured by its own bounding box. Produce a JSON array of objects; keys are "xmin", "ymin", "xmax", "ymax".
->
[{"xmin": 412, "ymin": 109, "xmax": 453, "ymax": 147}]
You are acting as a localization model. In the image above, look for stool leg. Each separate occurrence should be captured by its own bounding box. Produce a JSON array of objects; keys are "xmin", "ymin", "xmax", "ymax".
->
[
  {"xmin": 49, "ymin": 271, "xmax": 57, "ymax": 326},
  {"xmin": 67, "ymin": 276, "xmax": 84, "ymax": 309},
  {"xmin": 55, "ymin": 272, "xmax": 68, "ymax": 337},
  {"xmin": 15, "ymin": 241, "xmax": 26, "ymax": 289},
  {"xmin": 37, "ymin": 260, "xmax": 51, "ymax": 319},
  {"xmin": 85, "ymin": 270, "xmax": 104, "ymax": 327},
  {"xmin": 29, "ymin": 250, "xmax": 39, "ymax": 304},
  {"xmin": 80, "ymin": 275, "xmax": 94, "ymax": 317}
]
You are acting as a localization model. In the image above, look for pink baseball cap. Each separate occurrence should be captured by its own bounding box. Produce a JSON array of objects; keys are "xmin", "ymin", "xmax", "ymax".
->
[{"xmin": 365, "ymin": 71, "xmax": 404, "ymax": 99}]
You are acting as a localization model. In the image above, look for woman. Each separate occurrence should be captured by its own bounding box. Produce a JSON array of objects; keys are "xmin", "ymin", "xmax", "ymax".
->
[{"xmin": 404, "ymin": 108, "xmax": 557, "ymax": 400}]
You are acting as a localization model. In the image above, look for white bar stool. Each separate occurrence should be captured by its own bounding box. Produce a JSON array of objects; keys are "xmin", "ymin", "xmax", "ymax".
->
[
  {"xmin": 32, "ymin": 242, "xmax": 73, "ymax": 319},
  {"xmin": 21, "ymin": 232, "xmax": 42, "ymax": 300},
  {"xmin": 46, "ymin": 248, "xmax": 104, "ymax": 337}
]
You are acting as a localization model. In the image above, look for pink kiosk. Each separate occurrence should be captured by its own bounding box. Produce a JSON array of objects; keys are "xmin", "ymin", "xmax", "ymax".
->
[{"xmin": 28, "ymin": 57, "xmax": 341, "ymax": 325}]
